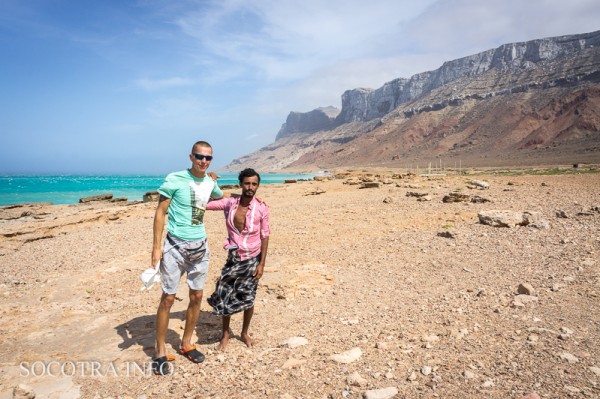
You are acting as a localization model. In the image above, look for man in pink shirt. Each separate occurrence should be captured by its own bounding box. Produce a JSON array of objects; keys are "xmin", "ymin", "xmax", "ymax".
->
[{"xmin": 206, "ymin": 168, "xmax": 270, "ymax": 350}]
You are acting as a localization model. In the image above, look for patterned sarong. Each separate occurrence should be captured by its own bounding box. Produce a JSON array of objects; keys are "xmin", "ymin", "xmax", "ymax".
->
[{"xmin": 207, "ymin": 250, "xmax": 261, "ymax": 316}]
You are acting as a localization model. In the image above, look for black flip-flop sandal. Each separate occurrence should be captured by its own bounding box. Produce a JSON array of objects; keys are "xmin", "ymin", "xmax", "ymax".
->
[
  {"xmin": 151, "ymin": 355, "xmax": 173, "ymax": 375},
  {"xmin": 179, "ymin": 345, "xmax": 205, "ymax": 363}
]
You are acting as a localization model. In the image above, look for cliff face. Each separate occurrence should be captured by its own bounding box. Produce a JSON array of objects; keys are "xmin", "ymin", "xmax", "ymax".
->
[
  {"xmin": 275, "ymin": 106, "xmax": 340, "ymax": 140},
  {"xmin": 225, "ymin": 30, "xmax": 600, "ymax": 172},
  {"xmin": 337, "ymin": 31, "xmax": 600, "ymax": 124}
]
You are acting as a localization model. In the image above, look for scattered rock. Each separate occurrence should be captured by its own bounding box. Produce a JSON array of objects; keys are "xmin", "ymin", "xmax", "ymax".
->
[
  {"xmin": 347, "ymin": 371, "xmax": 368, "ymax": 387},
  {"xmin": 280, "ymin": 336, "xmax": 308, "ymax": 348},
  {"xmin": 467, "ymin": 180, "xmax": 490, "ymax": 189},
  {"xmin": 481, "ymin": 380, "xmax": 494, "ymax": 388},
  {"xmin": 406, "ymin": 191, "xmax": 429, "ymax": 198},
  {"xmin": 382, "ymin": 197, "xmax": 393, "ymax": 204},
  {"xmin": 284, "ymin": 179, "xmax": 298, "ymax": 184},
  {"xmin": 518, "ymin": 283, "xmax": 535, "ymax": 295},
  {"xmin": 363, "ymin": 387, "xmax": 398, "ymax": 399},
  {"xmin": 417, "ymin": 195, "xmax": 432, "ymax": 202},
  {"xmin": 375, "ymin": 341, "xmax": 390, "ymax": 350},
  {"xmin": 220, "ymin": 184, "xmax": 239, "ymax": 190},
  {"xmin": 304, "ymin": 188, "xmax": 326, "ymax": 196},
  {"xmin": 13, "ymin": 384, "xmax": 36, "ymax": 399},
  {"xmin": 470, "ymin": 195, "xmax": 491, "ymax": 203},
  {"xmin": 512, "ymin": 294, "xmax": 539, "ymax": 307},
  {"xmin": 360, "ymin": 182, "xmax": 381, "ymax": 189},
  {"xmin": 420, "ymin": 366, "xmax": 432, "ymax": 376},
  {"xmin": 560, "ymin": 327, "xmax": 574, "ymax": 335},
  {"xmin": 555, "ymin": 209, "xmax": 568, "ymax": 218},
  {"xmin": 560, "ymin": 352, "xmax": 579, "ymax": 363},
  {"xmin": 522, "ymin": 392, "xmax": 541, "ymax": 399},
  {"xmin": 330, "ymin": 347, "xmax": 362, "ymax": 363},
  {"xmin": 443, "ymin": 192, "xmax": 470, "ymax": 203},
  {"xmin": 589, "ymin": 366, "xmax": 600, "ymax": 376},
  {"xmin": 437, "ymin": 231, "xmax": 457, "ymax": 239},
  {"xmin": 478, "ymin": 210, "xmax": 524, "ymax": 227},
  {"xmin": 79, "ymin": 193, "xmax": 113, "ymax": 203},
  {"xmin": 463, "ymin": 370, "xmax": 476, "ymax": 379}
]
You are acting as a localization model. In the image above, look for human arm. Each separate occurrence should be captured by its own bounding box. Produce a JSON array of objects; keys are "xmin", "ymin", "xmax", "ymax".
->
[
  {"xmin": 254, "ymin": 236, "xmax": 269, "ymax": 280},
  {"xmin": 151, "ymin": 195, "xmax": 171, "ymax": 266},
  {"xmin": 254, "ymin": 206, "xmax": 270, "ymax": 280}
]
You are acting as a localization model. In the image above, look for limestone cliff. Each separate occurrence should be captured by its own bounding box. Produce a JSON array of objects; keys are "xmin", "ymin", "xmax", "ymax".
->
[{"xmin": 224, "ymin": 30, "xmax": 600, "ymax": 172}]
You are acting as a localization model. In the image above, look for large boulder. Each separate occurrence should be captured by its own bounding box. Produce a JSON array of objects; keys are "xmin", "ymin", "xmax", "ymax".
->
[
  {"xmin": 143, "ymin": 191, "xmax": 160, "ymax": 202},
  {"xmin": 478, "ymin": 210, "xmax": 524, "ymax": 227}
]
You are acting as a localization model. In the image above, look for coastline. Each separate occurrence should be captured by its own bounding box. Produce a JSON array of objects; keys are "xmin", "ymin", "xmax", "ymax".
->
[
  {"xmin": 1, "ymin": 169, "xmax": 599, "ymax": 398},
  {"xmin": 0, "ymin": 172, "xmax": 315, "ymax": 207}
]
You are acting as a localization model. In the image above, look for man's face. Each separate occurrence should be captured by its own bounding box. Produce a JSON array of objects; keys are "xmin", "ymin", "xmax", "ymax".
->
[
  {"xmin": 189, "ymin": 145, "xmax": 213, "ymax": 174},
  {"xmin": 240, "ymin": 175, "xmax": 260, "ymax": 198}
]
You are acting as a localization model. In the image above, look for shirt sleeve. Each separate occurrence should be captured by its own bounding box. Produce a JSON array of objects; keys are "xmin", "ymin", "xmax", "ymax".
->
[
  {"xmin": 157, "ymin": 173, "xmax": 177, "ymax": 199},
  {"xmin": 260, "ymin": 205, "xmax": 270, "ymax": 239},
  {"xmin": 206, "ymin": 197, "xmax": 229, "ymax": 211},
  {"xmin": 210, "ymin": 181, "xmax": 224, "ymax": 199}
]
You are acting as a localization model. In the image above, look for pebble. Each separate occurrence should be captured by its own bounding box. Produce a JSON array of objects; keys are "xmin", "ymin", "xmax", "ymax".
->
[
  {"xmin": 363, "ymin": 387, "xmax": 398, "ymax": 399},
  {"xmin": 347, "ymin": 371, "xmax": 368, "ymax": 387},
  {"xmin": 522, "ymin": 393, "xmax": 541, "ymax": 399},
  {"xmin": 376, "ymin": 341, "xmax": 390, "ymax": 350},
  {"xmin": 560, "ymin": 327, "xmax": 574, "ymax": 335},
  {"xmin": 330, "ymin": 347, "xmax": 362, "ymax": 364},
  {"xmin": 589, "ymin": 366, "xmax": 600, "ymax": 376},
  {"xmin": 463, "ymin": 370, "xmax": 476, "ymax": 379},
  {"xmin": 421, "ymin": 366, "xmax": 432, "ymax": 376},
  {"xmin": 13, "ymin": 384, "xmax": 36, "ymax": 399},
  {"xmin": 407, "ymin": 371, "xmax": 417, "ymax": 381},
  {"xmin": 280, "ymin": 336, "xmax": 309, "ymax": 348},
  {"xmin": 481, "ymin": 380, "xmax": 494, "ymax": 388},
  {"xmin": 560, "ymin": 352, "xmax": 579, "ymax": 363},
  {"xmin": 518, "ymin": 283, "xmax": 535, "ymax": 295}
]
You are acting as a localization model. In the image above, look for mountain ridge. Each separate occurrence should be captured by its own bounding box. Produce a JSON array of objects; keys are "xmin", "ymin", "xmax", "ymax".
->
[{"xmin": 225, "ymin": 30, "xmax": 600, "ymax": 172}]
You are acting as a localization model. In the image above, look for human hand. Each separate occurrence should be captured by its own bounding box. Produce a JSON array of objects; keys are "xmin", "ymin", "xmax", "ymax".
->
[
  {"xmin": 253, "ymin": 264, "xmax": 264, "ymax": 280},
  {"xmin": 151, "ymin": 248, "xmax": 162, "ymax": 267},
  {"xmin": 208, "ymin": 171, "xmax": 220, "ymax": 181}
]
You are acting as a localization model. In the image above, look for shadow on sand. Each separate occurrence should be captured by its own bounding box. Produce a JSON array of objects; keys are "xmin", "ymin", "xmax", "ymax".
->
[{"xmin": 115, "ymin": 310, "xmax": 224, "ymax": 359}]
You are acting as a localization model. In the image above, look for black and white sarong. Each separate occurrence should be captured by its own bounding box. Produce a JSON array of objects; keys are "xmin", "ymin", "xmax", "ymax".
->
[{"xmin": 207, "ymin": 249, "xmax": 261, "ymax": 316}]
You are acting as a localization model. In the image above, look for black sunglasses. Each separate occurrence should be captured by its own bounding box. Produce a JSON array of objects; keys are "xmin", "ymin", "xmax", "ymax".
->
[{"xmin": 193, "ymin": 153, "xmax": 213, "ymax": 161}]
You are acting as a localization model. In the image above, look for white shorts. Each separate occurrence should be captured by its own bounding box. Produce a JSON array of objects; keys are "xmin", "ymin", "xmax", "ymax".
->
[{"xmin": 160, "ymin": 233, "xmax": 210, "ymax": 294}]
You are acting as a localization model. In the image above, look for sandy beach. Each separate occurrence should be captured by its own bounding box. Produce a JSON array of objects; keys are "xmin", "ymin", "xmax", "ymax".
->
[{"xmin": 1, "ymin": 169, "xmax": 599, "ymax": 399}]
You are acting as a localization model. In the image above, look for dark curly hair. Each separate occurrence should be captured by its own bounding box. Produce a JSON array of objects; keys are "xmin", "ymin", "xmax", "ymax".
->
[{"xmin": 238, "ymin": 168, "xmax": 261, "ymax": 185}]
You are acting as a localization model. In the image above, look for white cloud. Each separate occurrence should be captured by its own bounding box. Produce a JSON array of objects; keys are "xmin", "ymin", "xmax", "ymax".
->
[{"xmin": 174, "ymin": 0, "xmax": 437, "ymax": 82}]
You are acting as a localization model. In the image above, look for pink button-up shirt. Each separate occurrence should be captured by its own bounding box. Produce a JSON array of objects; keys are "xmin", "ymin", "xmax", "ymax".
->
[{"xmin": 206, "ymin": 196, "xmax": 270, "ymax": 260}]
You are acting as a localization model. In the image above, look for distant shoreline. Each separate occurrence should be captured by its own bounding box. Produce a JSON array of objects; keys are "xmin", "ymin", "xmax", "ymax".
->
[{"xmin": 0, "ymin": 172, "xmax": 315, "ymax": 207}]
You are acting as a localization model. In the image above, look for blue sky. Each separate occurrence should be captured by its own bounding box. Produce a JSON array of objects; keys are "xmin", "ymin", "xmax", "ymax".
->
[{"xmin": 1, "ymin": 0, "xmax": 599, "ymax": 175}]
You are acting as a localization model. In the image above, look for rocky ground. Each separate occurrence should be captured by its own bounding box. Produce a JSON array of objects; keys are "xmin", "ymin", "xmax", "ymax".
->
[{"xmin": 0, "ymin": 168, "xmax": 599, "ymax": 399}]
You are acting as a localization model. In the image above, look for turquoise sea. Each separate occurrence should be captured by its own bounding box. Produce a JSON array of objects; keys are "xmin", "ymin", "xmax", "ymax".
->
[{"xmin": 0, "ymin": 173, "xmax": 314, "ymax": 206}]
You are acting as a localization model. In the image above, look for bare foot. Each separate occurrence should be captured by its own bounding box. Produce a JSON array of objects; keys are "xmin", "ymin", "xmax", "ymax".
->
[
  {"xmin": 215, "ymin": 329, "xmax": 231, "ymax": 351},
  {"xmin": 241, "ymin": 332, "xmax": 256, "ymax": 348}
]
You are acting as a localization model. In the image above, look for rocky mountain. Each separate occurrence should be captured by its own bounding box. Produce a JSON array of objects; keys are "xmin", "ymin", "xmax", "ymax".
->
[{"xmin": 225, "ymin": 30, "xmax": 600, "ymax": 172}]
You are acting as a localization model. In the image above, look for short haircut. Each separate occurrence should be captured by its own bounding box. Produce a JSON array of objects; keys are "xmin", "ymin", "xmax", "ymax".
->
[
  {"xmin": 192, "ymin": 141, "xmax": 212, "ymax": 153},
  {"xmin": 238, "ymin": 168, "xmax": 261, "ymax": 185}
]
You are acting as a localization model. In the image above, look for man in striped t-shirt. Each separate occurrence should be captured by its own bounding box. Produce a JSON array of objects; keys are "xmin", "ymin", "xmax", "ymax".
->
[{"xmin": 206, "ymin": 168, "xmax": 270, "ymax": 351}]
